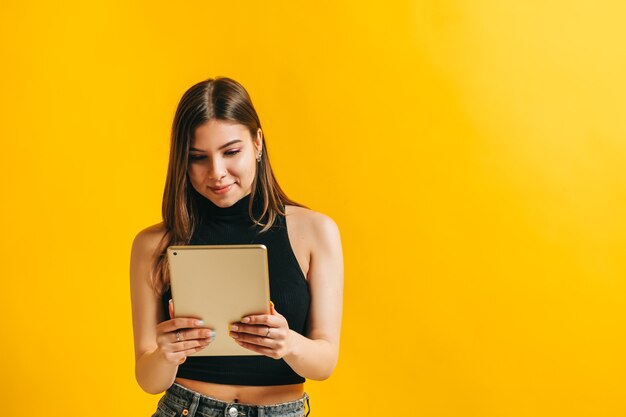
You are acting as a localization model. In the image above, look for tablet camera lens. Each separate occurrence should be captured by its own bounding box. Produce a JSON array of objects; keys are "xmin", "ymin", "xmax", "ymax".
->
[{"xmin": 173, "ymin": 252, "xmax": 177, "ymax": 256}]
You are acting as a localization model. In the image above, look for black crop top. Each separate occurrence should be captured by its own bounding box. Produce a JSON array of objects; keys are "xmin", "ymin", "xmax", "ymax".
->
[{"xmin": 160, "ymin": 188, "xmax": 310, "ymax": 386}]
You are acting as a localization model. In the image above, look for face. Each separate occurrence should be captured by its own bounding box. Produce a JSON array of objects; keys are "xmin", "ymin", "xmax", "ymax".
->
[{"xmin": 187, "ymin": 119, "xmax": 262, "ymax": 208}]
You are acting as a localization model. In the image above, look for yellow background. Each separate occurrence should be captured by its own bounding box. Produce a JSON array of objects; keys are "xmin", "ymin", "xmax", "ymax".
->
[{"xmin": 1, "ymin": 1, "xmax": 625, "ymax": 416}]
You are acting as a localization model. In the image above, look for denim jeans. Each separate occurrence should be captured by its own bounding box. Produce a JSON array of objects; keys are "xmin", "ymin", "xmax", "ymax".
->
[{"xmin": 152, "ymin": 382, "xmax": 311, "ymax": 417}]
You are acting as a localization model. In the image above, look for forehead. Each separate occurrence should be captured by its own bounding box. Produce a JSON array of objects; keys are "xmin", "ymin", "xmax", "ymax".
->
[{"xmin": 191, "ymin": 119, "xmax": 251, "ymax": 149}]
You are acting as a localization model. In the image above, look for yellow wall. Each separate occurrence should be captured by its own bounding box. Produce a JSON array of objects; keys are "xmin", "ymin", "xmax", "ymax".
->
[{"xmin": 1, "ymin": 1, "xmax": 625, "ymax": 416}]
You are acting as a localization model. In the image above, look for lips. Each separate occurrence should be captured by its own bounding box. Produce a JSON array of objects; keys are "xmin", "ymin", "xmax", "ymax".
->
[
  {"xmin": 210, "ymin": 184, "xmax": 231, "ymax": 190},
  {"xmin": 209, "ymin": 183, "xmax": 234, "ymax": 194}
]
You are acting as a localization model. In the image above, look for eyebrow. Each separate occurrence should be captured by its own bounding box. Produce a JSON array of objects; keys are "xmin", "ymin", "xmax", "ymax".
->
[{"xmin": 190, "ymin": 139, "xmax": 242, "ymax": 152}]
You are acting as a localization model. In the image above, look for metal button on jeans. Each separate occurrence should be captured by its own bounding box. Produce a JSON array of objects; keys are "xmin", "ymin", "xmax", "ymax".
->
[{"xmin": 228, "ymin": 406, "xmax": 239, "ymax": 417}]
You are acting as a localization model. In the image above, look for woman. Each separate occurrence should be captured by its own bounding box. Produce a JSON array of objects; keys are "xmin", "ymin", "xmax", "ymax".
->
[{"xmin": 130, "ymin": 77, "xmax": 344, "ymax": 417}]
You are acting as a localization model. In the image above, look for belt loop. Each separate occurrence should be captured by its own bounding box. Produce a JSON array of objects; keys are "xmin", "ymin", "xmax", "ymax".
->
[
  {"xmin": 185, "ymin": 393, "xmax": 200, "ymax": 417},
  {"xmin": 258, "ymin": 406, "xmax": 265, "ymax": 417}
]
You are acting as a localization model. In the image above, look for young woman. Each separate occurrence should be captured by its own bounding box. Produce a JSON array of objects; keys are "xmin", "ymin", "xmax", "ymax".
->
[{"xmin": 130, "ymin": 77, "xmax": 344, "ymax": 417}]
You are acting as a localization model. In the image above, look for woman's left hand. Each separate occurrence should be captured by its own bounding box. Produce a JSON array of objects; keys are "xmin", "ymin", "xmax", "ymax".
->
[{"xmin": 229, "ymin": 301, "xmax": 292, "ymax": 359}]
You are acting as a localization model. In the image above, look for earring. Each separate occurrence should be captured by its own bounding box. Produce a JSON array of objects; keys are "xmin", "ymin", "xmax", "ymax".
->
[{"xmin": 256, "ymin": 151, "xmax": 262, "ymax": 162}]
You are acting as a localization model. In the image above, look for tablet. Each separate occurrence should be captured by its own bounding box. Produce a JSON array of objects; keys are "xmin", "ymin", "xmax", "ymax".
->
[{"xmin": 166, "ymin": 244, "xmax": 270, "ymax": 356}]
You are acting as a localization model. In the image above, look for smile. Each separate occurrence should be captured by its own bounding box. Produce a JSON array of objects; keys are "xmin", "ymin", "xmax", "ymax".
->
[{"xmin": 209, "ymin": 184, "xmax": 233, "ymax": 194}]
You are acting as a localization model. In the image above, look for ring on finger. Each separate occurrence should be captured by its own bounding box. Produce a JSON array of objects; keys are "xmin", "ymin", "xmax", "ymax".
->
[
  {"xmin": 176, "ymin": 330, "xmax": 182, "ymax": 342},
  {"xmin": 265, "ymin": 326, "xmax": 271, "ymax": 338}
]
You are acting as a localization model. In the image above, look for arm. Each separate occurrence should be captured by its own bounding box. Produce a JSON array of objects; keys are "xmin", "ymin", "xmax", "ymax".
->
[
  {"xmin": 230, "ymin": 213, "xmax": 344, "ymax": 380},
  {"xmin": 283, "ymin": 213, "xmax": 343, "ymax": 380},
  {"xmin": 130, "ymin": 226, "xmax": 214, "ymax": 394},
  {"xmin": 130, "ymin": 227, "xmax": 176, "ymax": 394}
]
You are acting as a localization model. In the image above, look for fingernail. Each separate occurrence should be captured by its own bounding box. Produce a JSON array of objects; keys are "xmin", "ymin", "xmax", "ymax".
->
[
  {"xmin": 210, "ymin": 330, "xmax": 216, "ymax": 341},
  {"xmin": 230, "ymin": 324, "xmax": 239, "ymax": 331},
  {"xmin": 230, "ymin": 331, "xmax": 239, "ymax": 339},
  {"xmin": 196, "ymin": 320, "xmax": 204, "ymax": 326},
  {"xmin": 241, "ymin": 317, "xmax": 250, "ymax": 323}
]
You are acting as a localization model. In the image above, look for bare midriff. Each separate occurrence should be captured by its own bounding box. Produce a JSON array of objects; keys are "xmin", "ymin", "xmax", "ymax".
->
[{"xmin": 174, "ymin": 377, "xmax": 305, "ymax": 405}]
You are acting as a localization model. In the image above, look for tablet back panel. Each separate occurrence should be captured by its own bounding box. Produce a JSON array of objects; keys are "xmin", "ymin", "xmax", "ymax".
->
[{"xmin": 167, "ymin": 244, "xmax": 270, "ymax": 356}]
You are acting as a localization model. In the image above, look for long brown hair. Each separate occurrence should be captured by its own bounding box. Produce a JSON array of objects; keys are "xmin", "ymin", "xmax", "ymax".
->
[{"xmin": 150, "ymin": 77, "xmax": 307, "ymax": 297}]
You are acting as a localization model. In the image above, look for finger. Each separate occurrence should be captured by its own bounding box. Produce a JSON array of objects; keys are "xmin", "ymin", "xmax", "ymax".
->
[
  {"xmin": 234, "ymin": 339, "xmax": 279, "ymax": 359},
  {"xmin": 174, "ymin": 328, "xmax": 216, "ymax": 342},
  {"xmin": 174, "ymin": 338, "xmax": 213, "ymax": 353},
  {"xmin": 169, "ymin": 299, "xmax": 175, "ymax": 318},
  {"xmin": 230, "ymin": 331, "xmax": 274, "ymax": 348},
  {"xmin": 229, "ymin": 323, "xmax": 272, "ymax": 337},
  {"xmin": 240, "ymin": 314, "xmax": 275, "ymax": 325},
  {"xmin": 177, "ymin": 343, "xmax": 211, "ymax": 363},
  {"xmin": 241, "ymin": 305, "xmax": 284, "ymax": 325},
  {"xmin": 162, "ymin": 339, "xmax": 212, "ymax": 365},
  {"xmin": 160, "ymin": 317, "xmax": 206, "ymax": 332}
]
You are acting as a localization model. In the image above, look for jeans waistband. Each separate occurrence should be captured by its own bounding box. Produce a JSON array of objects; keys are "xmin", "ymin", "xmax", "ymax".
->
[{"xmin": 163, "ymin": 382, "xmax": 310, "ymax": 417}]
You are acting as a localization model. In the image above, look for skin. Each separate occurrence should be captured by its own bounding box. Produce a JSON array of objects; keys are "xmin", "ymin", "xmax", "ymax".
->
[{"xmin": 130, "ymin": 119, "xmax": 344, "ymax": 404}]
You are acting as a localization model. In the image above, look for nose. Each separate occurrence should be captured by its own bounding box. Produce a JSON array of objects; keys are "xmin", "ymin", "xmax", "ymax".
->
[{"xmin": 207, "ymin": 157, "xmax": 227, "ymax": 181}]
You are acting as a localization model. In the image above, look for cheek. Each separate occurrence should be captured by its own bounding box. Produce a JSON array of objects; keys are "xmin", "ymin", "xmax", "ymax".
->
[
  {"xmin": 241, "ymin": 161, "xmax": 256, "ymax": 175},
  {"xmin": 231, "ymin": 157, "xmax": 256, "ymax": 176},
  {"xmin": 187, "ymin": 165, "xmax": 203, "ymax": 182}
]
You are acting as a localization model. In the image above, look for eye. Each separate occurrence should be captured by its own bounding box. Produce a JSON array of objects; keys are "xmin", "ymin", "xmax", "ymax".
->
[
  {"xmin": 225, "ymin": 149, "xmax": 240, "ymax": 156},
  {"xmin": 189, "ymin": 154, "xmax": 206, "ymax": 161}
]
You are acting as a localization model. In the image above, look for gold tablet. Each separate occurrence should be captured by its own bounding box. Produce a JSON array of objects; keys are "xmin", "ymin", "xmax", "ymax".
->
[{"xmin": 166, "ymin": 244, "xmax": 270, "ymax": 356}]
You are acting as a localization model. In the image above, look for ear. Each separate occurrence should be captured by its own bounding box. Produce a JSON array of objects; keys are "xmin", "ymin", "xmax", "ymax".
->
[{"xmin": 254, "ymin": 128, "xmax": 263, "ymax": 153}]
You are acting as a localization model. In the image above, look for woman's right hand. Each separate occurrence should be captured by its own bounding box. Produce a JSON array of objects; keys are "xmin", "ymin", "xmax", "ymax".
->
[{"xmin": 155, "ymin": 299, "xmax": 215, "ymax": 365}]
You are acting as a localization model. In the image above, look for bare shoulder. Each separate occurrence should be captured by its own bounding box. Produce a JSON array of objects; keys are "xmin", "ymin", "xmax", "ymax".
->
[
  {"xmin": 130, "ymin": 222, "xmax": 168, "ymax": 280},
  {"xmin": 284, "ymin": 205, "xmax": 341, "ymax": 246},
  {"xmin": 132, "ymin": 222, "xmax": 167, "ymax": 256}
]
